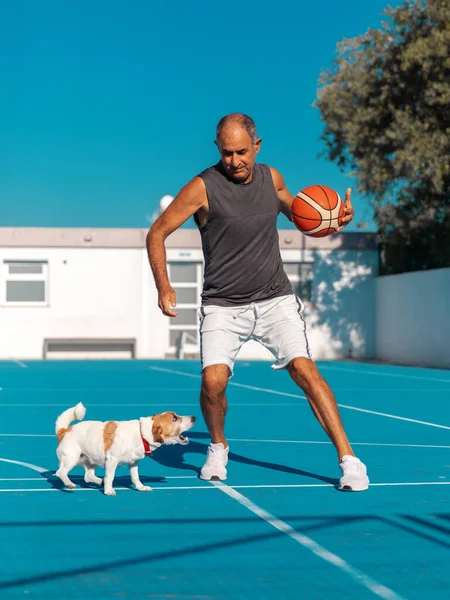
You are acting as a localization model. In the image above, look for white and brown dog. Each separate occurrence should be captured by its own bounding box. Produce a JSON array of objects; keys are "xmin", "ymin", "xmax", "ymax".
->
[{"xmin": 55, "ymin": 403, "xmax": 195, "ymax": 496}]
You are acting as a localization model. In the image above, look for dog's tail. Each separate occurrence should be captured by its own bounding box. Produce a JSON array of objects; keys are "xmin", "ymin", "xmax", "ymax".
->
[{"xmin": 55, "ymin": 402, "xmax": 86, "ymax": 443}]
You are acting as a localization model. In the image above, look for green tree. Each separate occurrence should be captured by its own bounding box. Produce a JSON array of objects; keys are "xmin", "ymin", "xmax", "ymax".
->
[{"xmin": 315, "ymin": 0, "xmax": 450, "ymax": 274}]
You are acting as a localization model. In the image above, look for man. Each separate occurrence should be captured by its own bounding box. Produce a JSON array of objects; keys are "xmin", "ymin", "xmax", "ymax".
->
[{"xmin": 147, "ymin": 113, "xmax": 369, "ymax": 491}]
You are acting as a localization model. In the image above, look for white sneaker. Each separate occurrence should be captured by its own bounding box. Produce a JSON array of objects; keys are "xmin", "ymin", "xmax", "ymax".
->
[
  {"xmin": 338, "ymin": 455, "xmax": 369, "ymax": 491},
  {"xmin": 200, "ymin": 443, "xmax": 229, "ymax": 481}
]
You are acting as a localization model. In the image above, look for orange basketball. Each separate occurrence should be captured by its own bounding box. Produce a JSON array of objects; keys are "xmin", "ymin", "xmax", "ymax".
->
[{"xmin": 291, "ymin": 185, "xmax": 345, "ymax": 237}]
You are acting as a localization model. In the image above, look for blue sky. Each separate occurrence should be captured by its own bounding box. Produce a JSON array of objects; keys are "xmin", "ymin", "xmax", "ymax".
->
[{"xmin": 0, "ymin": 0, "xmax": 400, "ymax": 231}]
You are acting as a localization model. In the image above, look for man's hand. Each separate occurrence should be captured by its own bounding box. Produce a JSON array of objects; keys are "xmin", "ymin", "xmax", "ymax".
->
[
  {"xmin": 338, "ymin": 188, "xmax": 354, "ymax": 231},
  {"xmin": 158, "ymin": 286, "xmax": 178, "ymax": 317}
]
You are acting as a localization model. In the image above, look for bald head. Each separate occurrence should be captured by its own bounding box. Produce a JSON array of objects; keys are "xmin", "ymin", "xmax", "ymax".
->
[
  {"xmin": 216, "ymin": 114, "xmax": 258, "ymax": 144},
  {"xmin": 214, "ymin": 114, "xmax": 261, "ymax": 183}
]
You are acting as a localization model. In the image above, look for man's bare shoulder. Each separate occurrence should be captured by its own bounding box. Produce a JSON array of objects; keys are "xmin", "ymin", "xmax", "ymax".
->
[
  {"xmin": 268, "ymin": 166, "xmax": 285, "ymax": 191},
  {"xmin": 182, "ymin": 175, "xmax": 207, "ymax": 194},
  {"xmin": 170, "ymin": 175, "xmax": 207, "ymax": 208}
]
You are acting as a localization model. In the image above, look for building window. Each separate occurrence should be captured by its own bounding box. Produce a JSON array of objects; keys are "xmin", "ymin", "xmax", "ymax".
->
[
  {"xmin": 284, "ymin": 262, "xmax": 314, "ymax": 303},
  {"xmin": 168, "ymin": 261, "xmax": 202, "ymax": 349},
  {"xmin": 2, "ymin": 261, "xmax": 49, "ymax": 306}
]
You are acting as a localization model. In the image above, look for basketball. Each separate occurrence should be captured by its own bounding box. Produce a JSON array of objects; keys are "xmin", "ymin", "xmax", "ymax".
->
[{"xmin": 291, "ymin": 185, "xmax": 345, "ymax": 237}]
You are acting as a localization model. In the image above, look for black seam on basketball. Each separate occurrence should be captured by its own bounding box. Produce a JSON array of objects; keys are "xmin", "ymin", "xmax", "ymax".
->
[
  {"xmin": 292, "ymin": 209, "xmax": 326, "ymax": 221},
  {"xmin": 320, "ymin": 186, "xmax": 332, "ymax": 232},
  {"xmin": 319, "ymin": 185, "xmax": 335, "ymax": 232},
  {"xmin": 317, "ymin": 185, "xmax": 332, "ymax": 212},
  {"xmin": 292, "ymin": 213, "xmax": 324, "ymax": 222}
]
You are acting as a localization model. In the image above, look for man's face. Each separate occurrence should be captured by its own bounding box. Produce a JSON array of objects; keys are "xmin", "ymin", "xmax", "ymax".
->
[{"xmin": 215, "ymin": 125, "xmax": 261, "ymax": 183}]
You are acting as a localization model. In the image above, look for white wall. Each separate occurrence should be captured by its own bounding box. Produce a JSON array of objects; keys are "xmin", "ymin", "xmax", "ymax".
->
[
  {"xmin": 307, "ymin": 249, "xmax": 378, "ymax": 360},
  {"xmin": 0, "ymin": 245, "xmax": 378, "ymax": 361},
  {"xmin": 0, "ymin": 247, "xmax": 151, "ymax": 359},
  {"xmin": 376, "ymin": 268, "xmax": 450, "ymax": 369}
]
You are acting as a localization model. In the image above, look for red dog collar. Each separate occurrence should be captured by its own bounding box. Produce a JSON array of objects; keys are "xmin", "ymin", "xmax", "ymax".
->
[{"xmin": 141, "ymin": 435, "xmax": 152, "ymax": 456}]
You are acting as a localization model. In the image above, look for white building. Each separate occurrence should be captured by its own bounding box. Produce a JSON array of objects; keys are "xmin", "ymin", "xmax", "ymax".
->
[{"xmin": 0, "ymin": 227, "xmax": 378, "ymax": 361}]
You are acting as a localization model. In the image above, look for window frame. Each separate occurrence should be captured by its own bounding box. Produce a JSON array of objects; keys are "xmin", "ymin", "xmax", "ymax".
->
[
  {"xmin": 167, "ymin": 261, "xmax": 202, "ymax": 351},
  {"xmin": 1, "ymin": 260, "xmax": 49, "ymax": 307}
]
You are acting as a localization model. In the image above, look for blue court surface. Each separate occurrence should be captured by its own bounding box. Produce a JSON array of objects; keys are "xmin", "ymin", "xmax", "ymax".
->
[{"xmin": 0, "ymin": 359, "xmax": 449, "ymax": 599}]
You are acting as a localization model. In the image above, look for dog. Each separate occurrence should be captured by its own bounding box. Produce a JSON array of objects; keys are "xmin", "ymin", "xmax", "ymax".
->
[{"xmin": 55, "ymin": 403, "xmax": 195, "ymax": 496}]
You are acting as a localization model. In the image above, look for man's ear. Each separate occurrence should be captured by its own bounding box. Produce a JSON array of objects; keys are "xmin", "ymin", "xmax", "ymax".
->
[{"xmin": 152, "ymin": 423, "xmax": 164, "ymax": 444}]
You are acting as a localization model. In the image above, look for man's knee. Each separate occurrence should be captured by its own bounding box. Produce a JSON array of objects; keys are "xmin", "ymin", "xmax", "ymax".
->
[
  {"xmin": 201, "ymin": 364, "xmax": 229, "ymax": 398},
  {"xmin": 287, "ymin": 357, "xmax": 320, "ymax": 389}
]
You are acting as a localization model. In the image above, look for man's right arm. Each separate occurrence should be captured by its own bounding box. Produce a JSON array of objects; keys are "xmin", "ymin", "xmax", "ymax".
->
[{"xmin": 146, "ymin": 176, "xmax": 208, "ymax": 317}]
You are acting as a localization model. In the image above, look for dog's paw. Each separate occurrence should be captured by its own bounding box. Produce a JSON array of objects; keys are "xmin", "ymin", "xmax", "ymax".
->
[
  {"xmin": 86, "ymin": 476, "xmax": 103, "ymax": 485},
  {"xmin": 104, "ymin": 488, "xmax": 116, "ymax": 496},
  {"xmin": 137, "ymin": 485, "xmax": 153, "ymax": 492}
]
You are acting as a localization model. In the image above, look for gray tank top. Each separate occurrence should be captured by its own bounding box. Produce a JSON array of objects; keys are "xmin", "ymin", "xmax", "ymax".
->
[{"xmin": 195, "ymin": 162, "xmax": 292, "ymax": 306}]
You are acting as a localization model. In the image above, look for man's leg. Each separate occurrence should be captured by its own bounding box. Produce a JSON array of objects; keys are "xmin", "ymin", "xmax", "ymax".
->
[
  {"xmin": 287, "ymin": 357, "xmax": 369, "ymax": 491},
  {"xmin": 198, "ymin": 304, "xmax": 253, "ymax": 480},
  {"xmin": 252, "ymin": 294, "xmax": 369, "ymax": 491},
  {"xmin": 199, "ymin": 363, "xmax": 231, "ymax": 481},
  {"xmin": 287, "ymin": 357, "xmax": 352, "ymax": 460},
  {"xmin": 200, "ymin": 364, "xmax": 230, "ymax": 447}
]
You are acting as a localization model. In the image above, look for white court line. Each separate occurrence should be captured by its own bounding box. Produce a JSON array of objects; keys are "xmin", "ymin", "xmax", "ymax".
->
[
  {"xmin": 213, "ymin": 481, "xmax": 403, "ymax": 600},
  {"xmin": 0, "ymin": 434, "xmax": 54, "ymax": 437},
  {"xmin": 329, "ymin": 388, "xmax": 450, "ymax": 393},
  {"xmin": 148, "ymin": 366, "xmax": 450, "ymax": 430},
  {"xmin": 11, "ymin": 360, "xmax": 27, "ymax": 368},
  {"xmin": 0, "ymin": 388, "xmax": 199, "ymax": 392},
  {"xmin": 149, "ymin": 366, "xmax": 307, "ymax": 399},
  {"xmin": 151, "ymin": 364, "xmax": 450, "ymax": 385},
  {"xmin": 1, "ymin": 481, "xmax": 450, "ymax": 493},
  {"xmin": 0, "ymin": 457, "xmax": 48, "ymax": 473},
  {"xmin": 0, "ymin": 487, "xmax": 140, "ymax": 493},
  {"xmin": 338, "ymin": 404, "xmax": 450, "ymax": 430},
  {"xmin": 0, "ymin": 403, "xmax": 200, "ymax": 408},
  {"xmin": 0, "ymin": 476, "xmax": 197, "ymax": 482},
  {"xmin": 0, "ymin": 434, "xmax": 449, "ymax": 450},
  {"xmin": 227, "ymin": 439, "xmax": 450, "ymax": 449},
  {"xmin": 0, "ymin": 386, "xmax": 445, "ymax": 395},
  {"xmin": 320, "ymin": 364, "xmax": 450, "ymax": 384},
  {"xmin": 0, "ymin": 478, "xmax": 51, "ymax": 481},
  {"xmin": 0, "ymin": 403, "xmax": 308, "ymax": 408}
]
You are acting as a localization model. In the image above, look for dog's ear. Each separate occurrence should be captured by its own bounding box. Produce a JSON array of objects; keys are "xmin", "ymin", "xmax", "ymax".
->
[{"xmin": 152, "ymin": 423, "xmax": 164, "ymax": 444}]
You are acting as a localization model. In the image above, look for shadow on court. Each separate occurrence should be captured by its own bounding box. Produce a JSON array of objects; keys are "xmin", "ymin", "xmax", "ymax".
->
[
  {"xmin": 1, "ymin": 512, "xmax": 449, "ymax": 592},
  {"xmin": 152, "ymin": 431, "xmax": 337, "ymax": 485}
]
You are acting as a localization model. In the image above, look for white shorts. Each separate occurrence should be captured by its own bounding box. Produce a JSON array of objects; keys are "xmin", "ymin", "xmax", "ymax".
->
[{"xmin": 198, "ymin": 294, "xmax": 312, "ymax": 375}]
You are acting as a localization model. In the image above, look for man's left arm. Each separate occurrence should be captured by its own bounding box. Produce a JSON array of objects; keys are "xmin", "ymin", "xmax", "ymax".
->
[
  {"xmin": 269, "ymin": 167, "xmax": 294, "ymax": 221},
  {"xmin": 269, "ymin": 167, "xmax": 355, "ymax": 230}
]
